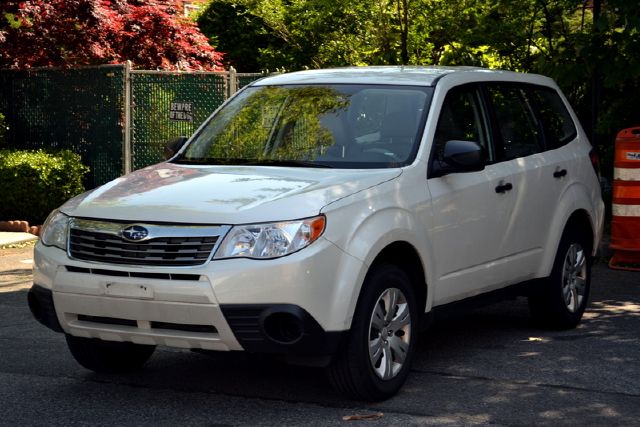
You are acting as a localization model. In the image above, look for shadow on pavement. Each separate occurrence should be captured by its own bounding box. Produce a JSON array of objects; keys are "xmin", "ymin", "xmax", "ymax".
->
[{"xmin": 0, "ymin": 268, "xmax": 32, "ymax": 291}]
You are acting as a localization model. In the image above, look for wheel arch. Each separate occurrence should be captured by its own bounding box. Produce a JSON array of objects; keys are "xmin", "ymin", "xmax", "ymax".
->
[
  {"xmin": 343, "ymin": 238, "xmax": 430, "ymax": 332},
  {"xmin": 368, "ymin": 241, "xmax": 429, "ymax": 316},
  {"xmin": 541, "ymin": 208, "xmax": 596, "ymax": 277},
  {"xmin": 565, "ymin": 209, "xmax": 595, "ymax": 252}
]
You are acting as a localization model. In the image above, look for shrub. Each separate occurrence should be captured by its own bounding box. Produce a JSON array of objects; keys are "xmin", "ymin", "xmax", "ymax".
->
[
  {"xmin": 0, "ymin": 113, "xmax": 6, "ymax": 144},
  {"xmin": 0, "ymin": 149, "xmax": 89, "ymax": 224}
]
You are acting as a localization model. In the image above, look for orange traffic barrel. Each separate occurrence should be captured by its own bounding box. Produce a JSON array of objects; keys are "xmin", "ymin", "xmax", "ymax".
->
[{"xmin": 609, "ymin": 127, "xmax": 640, "ymax": 271}]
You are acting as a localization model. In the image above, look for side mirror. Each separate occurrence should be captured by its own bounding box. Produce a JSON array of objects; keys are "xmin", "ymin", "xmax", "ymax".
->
[
  {"xmin": 431, "ymin": 140, "xmax": 485, "ymax": 178},
  {"xmin": 163, "ymin": 136, "xmax": 188, "ymax": 160}
]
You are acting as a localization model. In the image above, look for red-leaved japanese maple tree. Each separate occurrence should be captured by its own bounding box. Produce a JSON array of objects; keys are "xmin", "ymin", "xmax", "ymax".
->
[{"xmin": 0, "ymin": 0, "xmax": 223, "ymax": 70}]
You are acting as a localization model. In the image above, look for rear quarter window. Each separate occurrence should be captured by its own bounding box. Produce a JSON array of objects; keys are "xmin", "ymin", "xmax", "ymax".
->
[{"xmin": 530, "ymin": 87, "xmax": 577, "ymax": 150}]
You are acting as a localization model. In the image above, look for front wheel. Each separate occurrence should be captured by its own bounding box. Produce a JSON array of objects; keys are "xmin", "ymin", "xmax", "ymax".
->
[
  {"xmin": 529, "ymin": 227, "xmax": 592, "ymax": 329},
  {"xmin": 327, "ymin": 263, "xmax": 418, "ymax": 401},
  {"xmin": 65, "ymin": 335, "xmax": 156, "ymax": 373}
]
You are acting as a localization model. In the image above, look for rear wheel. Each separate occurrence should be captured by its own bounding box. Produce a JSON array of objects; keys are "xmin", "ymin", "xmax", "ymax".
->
[
  {"xmin": 327, "ymin": 263, "xmax": 418, "ymax": 401},
  {"xmin": 529, "ymin": 227, "xmax": 592, "ymax": 329},
  {"xmin": 65, "ymin": 335, "xmax": 155, "ymax": 373}
]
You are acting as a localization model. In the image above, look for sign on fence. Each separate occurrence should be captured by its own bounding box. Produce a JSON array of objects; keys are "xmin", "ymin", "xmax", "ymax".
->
[{"xmin": 169, "ymin": 102, "xmax": 194, "ymax": 122}]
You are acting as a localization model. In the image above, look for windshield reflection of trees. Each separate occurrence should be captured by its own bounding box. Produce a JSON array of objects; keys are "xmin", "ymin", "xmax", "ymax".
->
[{"xmin": 203, "ymin": 86, "xmax": 350, "ymax": 161}]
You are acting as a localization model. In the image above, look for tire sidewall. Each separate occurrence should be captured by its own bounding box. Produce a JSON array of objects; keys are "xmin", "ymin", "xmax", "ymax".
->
[
  {"xmin": 349, "ymin": 263, "xmax": 419, "ymax": 399},
  {"xmin": 549, "ymin": 228, "xmax": 592, "ymax": 325}
]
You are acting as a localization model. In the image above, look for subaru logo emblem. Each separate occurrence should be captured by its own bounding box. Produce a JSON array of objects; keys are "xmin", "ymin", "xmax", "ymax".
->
[{"xmin": 121, "ymin": 225, "xmax": 149, "ymax": 242}]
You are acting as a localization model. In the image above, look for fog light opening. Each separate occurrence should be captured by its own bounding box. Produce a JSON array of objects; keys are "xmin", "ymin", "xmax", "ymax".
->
[{"xmin": 262, "ymin": 312, "xmax": 304, "ymax": 345}]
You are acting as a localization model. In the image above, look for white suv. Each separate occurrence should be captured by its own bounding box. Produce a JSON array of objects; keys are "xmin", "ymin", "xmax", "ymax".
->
[{"xmin": 29, "ymin": 66, "xmax": 604, "ymax": 401}]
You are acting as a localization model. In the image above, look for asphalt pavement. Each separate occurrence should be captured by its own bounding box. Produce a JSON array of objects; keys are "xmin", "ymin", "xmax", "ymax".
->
[{"xmin": 0, "ymin": 244, "xmax": 638, "ymax": 426}]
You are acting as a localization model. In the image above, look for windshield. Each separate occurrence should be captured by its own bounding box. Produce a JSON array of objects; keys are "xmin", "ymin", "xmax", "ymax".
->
[{"xmin": 176, "ymin": 84, "xmax": 432, "ymax": 168}]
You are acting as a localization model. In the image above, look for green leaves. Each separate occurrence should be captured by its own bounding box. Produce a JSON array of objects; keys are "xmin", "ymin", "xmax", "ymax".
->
[
  {"xmin": 3, "ymin": 12, "xmax": 22, "ymax": 29},
  {"xmin": 0, "ymin": 149, "xmax": 89, "ymax": 224}
]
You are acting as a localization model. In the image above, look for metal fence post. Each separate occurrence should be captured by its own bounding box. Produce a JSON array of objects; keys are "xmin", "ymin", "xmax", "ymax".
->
[
  {"xmin": 123, "ymin": 60, "xmax": 133, "ymax": 175},
  {"xmin": 228, "ymin": 66, "xmax": 237, "ymax": 98}
]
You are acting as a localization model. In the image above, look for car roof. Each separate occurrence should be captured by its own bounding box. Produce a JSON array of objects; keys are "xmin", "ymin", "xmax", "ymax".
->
[{"xmin": 251, "ymin": 66, "xmax": 524, "ymax": 87}]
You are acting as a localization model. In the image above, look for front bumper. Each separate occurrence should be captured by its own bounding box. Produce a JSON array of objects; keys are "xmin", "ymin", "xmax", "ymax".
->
[{"xmin": 32, "ymin": 237, "xmax": 363, "ymax": 355}]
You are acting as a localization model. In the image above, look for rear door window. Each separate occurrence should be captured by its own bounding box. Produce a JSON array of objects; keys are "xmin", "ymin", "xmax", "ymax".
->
[{"xmin": 486, "ymin": 85, "xmax": 543, "ymax": 161}]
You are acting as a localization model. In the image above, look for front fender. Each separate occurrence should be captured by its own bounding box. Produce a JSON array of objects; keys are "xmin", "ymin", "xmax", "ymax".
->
[{"xmin": 322, "ymin": 186, "xmax": 434, "ymax": 327}]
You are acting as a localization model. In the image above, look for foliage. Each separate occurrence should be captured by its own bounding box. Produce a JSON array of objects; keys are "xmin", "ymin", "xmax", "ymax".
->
[
  {"xmin": 199, "ymin": 0, "xmax": 639, "ymax": 174},
  {"xmin": 0, "ymin": 113, "xmax": 6, "ymax": 144},
  {"xmin": 0, "ymin": 150, "xmax": 89, "ymax": 224},
  {"xmin": 197, "ymin": 1, "xmax": 282, "ymax": 70},
  {"xmin": 198, "ymin": 0, "xmax": 594, "ymax": 71},
  {"xmin": 198, "ymin": 0, "xmax": 378, "ymax": 70},
  {"xmin": 495, "ymin": 0, "xmax": 640, "ymax": 175},
  {"xmin": 0, "ymin": 0, "xmax": 223, "ymax": 70}
]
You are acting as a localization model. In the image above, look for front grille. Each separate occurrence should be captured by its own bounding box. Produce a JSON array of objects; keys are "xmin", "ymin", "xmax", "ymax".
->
[{"xmin": 69, "ymin": 227, "xmax": 219, "ymax": 267}]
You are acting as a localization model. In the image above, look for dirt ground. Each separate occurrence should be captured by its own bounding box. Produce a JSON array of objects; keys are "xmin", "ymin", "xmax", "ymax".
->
[{"xmin": 0, "ymin": 244, "xmax": 35, "ymax": 292}]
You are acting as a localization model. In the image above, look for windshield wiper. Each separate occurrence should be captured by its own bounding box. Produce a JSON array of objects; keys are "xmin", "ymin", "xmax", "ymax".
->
[
  {"xmin": 173, "ymin": 158, "xmax": 333, "ymax": 168},
  {"xmin": 172, "ymin": 158, "xmax": 209, "ymax": 164},
  {"xmin": 172, "ymin": 158, "xmax": 243, "ymax": 165},
  {"xmin": 242, "ymin": 159, "xmax": 333, "ymax": 168}
]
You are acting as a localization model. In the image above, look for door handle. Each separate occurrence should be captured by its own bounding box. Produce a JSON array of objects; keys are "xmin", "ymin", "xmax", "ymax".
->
[
  {"xmin": 495, "ymin": 182, "xmax": 513, "ymax": 194},
  {"xmin": 553, "ymin": 169, "xmax": 567, "ymax": 178}
]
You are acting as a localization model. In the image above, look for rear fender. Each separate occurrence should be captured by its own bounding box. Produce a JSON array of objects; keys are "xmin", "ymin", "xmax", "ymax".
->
[{"xmin": 539, "ymin": 182, "xmax": 603, "ymax": 277}]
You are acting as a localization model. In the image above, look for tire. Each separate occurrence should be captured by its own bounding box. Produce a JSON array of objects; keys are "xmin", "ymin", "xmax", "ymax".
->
[
  {"xmin": 528, "ymin": 226, "xmax": 592, "ymax": 329},
  {"xmin": 327, "ymin": 263, "xmax": 418, "ymax": 401},
  {"xmin": 65, "ymin": 335, "xmax": 156, "ymax": 373}
]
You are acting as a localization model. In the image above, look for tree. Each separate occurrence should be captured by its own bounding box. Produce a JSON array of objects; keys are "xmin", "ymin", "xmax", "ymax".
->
[
  {"xmin": 198, "ymin": 0, "xmax": 387, "ymax": 70},
  {"xmin": 197, "ymin": 0, "xmax": 282, "ymax": 70},
  {"xmin": 0, "ymin": 0, "xmax": 223, "ymax": 70},
  {"xmin": 197, "ymin": 0, "xmax": 495, "ymax": 69},
  {"xmin": 198, "ymin": 0, "xmax": 640, "ymax": 176}
]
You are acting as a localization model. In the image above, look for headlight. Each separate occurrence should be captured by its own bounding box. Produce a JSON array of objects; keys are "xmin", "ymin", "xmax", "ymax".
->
[
  {"xmin": 40, "ymin": 210, "xmax": 70, "ymax": 250},
  {"xmin": 214, "ymin": 216, "xmax": 326, "ymax": 259}
]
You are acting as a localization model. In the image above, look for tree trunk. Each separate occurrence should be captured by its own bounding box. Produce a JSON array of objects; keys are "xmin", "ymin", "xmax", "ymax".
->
[{"xmin": 398, "ymin": 0, "xmax": 409, "ymax": 64}]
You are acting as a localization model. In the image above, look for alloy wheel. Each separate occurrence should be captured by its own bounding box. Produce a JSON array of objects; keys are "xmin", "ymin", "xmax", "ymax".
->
[
  {"xmin": 562, "ymin": 243, "xmax": 587, "ymax": 313},
  {"xmin": 368, "ymin": 287, "xmax": 411, "ymax": 380}
]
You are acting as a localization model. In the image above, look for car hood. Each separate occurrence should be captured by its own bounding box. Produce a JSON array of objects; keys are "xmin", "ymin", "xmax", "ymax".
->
[{"xmin": 61, "ymin": 162, "xmax": 401, "ymax": 224}]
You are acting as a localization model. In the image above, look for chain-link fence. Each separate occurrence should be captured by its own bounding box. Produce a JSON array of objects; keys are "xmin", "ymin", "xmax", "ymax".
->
[
  {"xmin": 0, "ymin": 65, "xmax": 126, "ymax": 186},
  {"xmin": 237, "ymin": 73, "xmax": 265, "ymax": 90},
  {"xmin": 130, "ymin": 71, "xmax": 228, "ymax": 170},
  {"xmin": 0, "ymin": 64, "xmax": 264, "ymax": 188}
]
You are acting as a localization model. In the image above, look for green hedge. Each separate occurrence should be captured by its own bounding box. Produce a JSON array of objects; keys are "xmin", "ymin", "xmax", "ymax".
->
[{"xmin": 0, "ymin": 149, "xmax": 89, "ymax": 224}]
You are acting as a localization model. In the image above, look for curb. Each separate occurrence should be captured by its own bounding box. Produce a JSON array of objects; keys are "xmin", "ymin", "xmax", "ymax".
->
[{"xmin": 0, "ymin": 232, "xmax": 38, "ymax": 247}]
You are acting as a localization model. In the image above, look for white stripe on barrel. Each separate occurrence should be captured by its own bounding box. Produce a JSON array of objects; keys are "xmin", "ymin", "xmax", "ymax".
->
[
  {"xmin": 614, "ymin": 168, "xmax": 640, "ymax": 181},
  {"xmin": 612, "ymin": 204, "xmax": 640, "ymax": 217}
]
